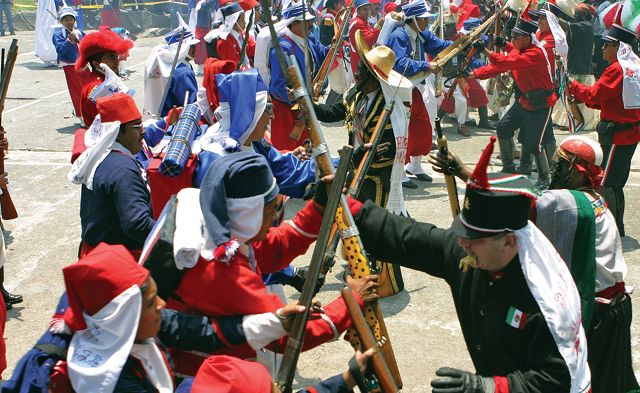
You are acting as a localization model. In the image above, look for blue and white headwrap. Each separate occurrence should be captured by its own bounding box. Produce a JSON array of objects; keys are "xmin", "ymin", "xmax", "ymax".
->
[
  {"xmin": 58, "ymin": 6, "xmax": 77, "ymax": 20},
  {"xmin": 282, "ymin": 1, "xmax": 316, "ymax": 21},
  {"xmin": 201, "ymin": 70, "xmax": 269, "ymax": 153},
  {"xmin": 164, "ymin": 13, "xmax": 201, "ymax": 46},
  {"xmin": 402, "ymin": 0, "xmax": 435, "ymax": 19}
]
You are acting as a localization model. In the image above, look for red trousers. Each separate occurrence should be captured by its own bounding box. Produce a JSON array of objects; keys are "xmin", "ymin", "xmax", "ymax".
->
[
  {"xmin": 407, "ymin": 87, "xmax": 432, "ymax": 159},
  {"xmin": 63, "ymin": 65, "xmax": 89, "ymax": 117},
  {"xmin": 194, "ymin": 27, "xmax": 209, "ymax": 66},
  {"xmin": 270, "ymin": 98, "xmax": 308, "ymax": 152}
]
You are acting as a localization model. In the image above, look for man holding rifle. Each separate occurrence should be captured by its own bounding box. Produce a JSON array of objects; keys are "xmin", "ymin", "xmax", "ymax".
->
[
  {"xmin": 268, "ymin": 1, "xmax": 330, "ymax": 151},
  {"xmin": 347, "ymin": 137, "xmax": 591, "ymax": 392},
  {"xmin": 470, "ymin": 18, "xmax": 557, "ymax": 191},
  {"xmin": 313, "ymin": 43, "xmax": 407, "ymax": 297},
  {"xmin": 385, "ymin": 0, "xmax": 447, "ymax": 186}
]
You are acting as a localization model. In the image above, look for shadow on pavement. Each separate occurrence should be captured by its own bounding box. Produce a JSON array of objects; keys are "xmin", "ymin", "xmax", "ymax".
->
[
  {"xmin": 7, "ymin": 305, "xmax": 24, "ymax": 321},
  {"xmin": 19, "ymin": 62, "xmax": 60, "ymax": 71},
  {"xmin": 622, "ymin": 236, "xmax": 640, "ymax": 252},
  {"xmin": 56, "ymin": 124, "xmax": 81, "ymax": 135}
]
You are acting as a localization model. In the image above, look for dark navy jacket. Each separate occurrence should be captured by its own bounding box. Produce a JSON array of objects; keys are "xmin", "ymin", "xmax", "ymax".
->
[
  {"xmin": 52, "ymin": 27, "xmax": 85, "ymax": 64},
  {"xmin": 80, "ymin": 148, "xmax": 155, "ymax": 250}
]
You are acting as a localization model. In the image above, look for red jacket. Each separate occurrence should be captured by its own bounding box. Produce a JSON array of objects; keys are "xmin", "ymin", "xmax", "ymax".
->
[
  {"xmin": 348, "ymin": 15, "xmax": 380, "ymax": 75},
  {"xmin": 216, "ymin": 32, "xmax": 256, "ymax": 68},
  {"xmin": 570, "ymin": 61, "xmax": 640, "ymax": 145},
  {"xmin": 474, "ymin": 43, "xmax": 557, "ymax": 111},
  {"xmin": 167, "ymin": 201, "xmax": 362, "ymax": 375},
  {"xmin": 535, "ymin": 30, "xmax": 556, "ymax": 76},
  {"xmin": 80, "ymin": 72, "xmax": 104, "ymax": 126}
]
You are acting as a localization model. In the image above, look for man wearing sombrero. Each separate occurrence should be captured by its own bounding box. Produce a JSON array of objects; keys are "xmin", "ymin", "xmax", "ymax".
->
[
  {"xmin": 315, "ymin": 41, "xmax": 412, "ymax": 297},
  {"xmin": 349, "ymin": 137, "xmax": 592, "ymax": 392}
]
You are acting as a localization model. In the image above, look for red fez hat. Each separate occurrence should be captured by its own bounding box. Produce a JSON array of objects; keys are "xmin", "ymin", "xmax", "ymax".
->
[
  {"xmin": 75, "ymin": 30, "xmax": 134, "ymax": 71},
  {"xmin": 239, "ymin": 0, "xmax": 258, "ymax": 10},
  {"xmin": 384, "ymin": 2, "xmax": 399, "ymax": 15},
  {"xmin": 96, "ymin": 92, "xmax": 142, "ymax": 124},
  {"xmin": 63, "ymin": 243, "xmax": 149, "ymax": 331},
  {"xmin": 191, "ymin": 356, "xmax": 272, "ymax": 393}
]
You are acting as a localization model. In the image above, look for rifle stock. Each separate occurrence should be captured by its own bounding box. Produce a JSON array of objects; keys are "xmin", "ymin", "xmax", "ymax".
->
[
  {"xmin": 341, "ymin": 287, "xmax": 399, "ymax": 393},
  {"xmin": 312, "ymin": 4, "xmax": 352, "ymax": 99},
  {"xmin": 410, "ymin": 5, "xmax": 507, "ymax": 85},
  {"xmin": 275, "ymin": 147, "xmax": 353, "ymax": 393},
  {"xmin": 286, "ymin": 54, "xmax": 402, "ymax": 388},
  {"xmin": 435, "ymin": 118, "xmax": 460, "ymax": 218},
  {"xmin": 0, "ymin": 40, "xmax": 18, "ymax": 220}
]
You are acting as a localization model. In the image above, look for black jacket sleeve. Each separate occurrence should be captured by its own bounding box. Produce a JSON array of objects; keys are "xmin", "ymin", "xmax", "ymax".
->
[
  {"xmin": 314, "ymin": 101, "xmax": 348, "ymax": 123},
  {"xmin": 157, "ymin": 309, "xmax": 246, "ymax": 352},
  {"xmin": 354, "ymin": 200, "xmax": 463, "ymax": 282}
]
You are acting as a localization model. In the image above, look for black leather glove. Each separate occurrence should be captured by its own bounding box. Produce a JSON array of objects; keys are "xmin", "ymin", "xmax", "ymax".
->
[
  {"xmin": 286, "ymin": 267, "xmax": 326, "ymax": 293},
  {"xmin": 494, "ymin": 36, "xmax": 506, "ymax": 48},
  {"xmin": 472, "ymin": 40, "xmax": 485, "ymax": 52},
  {"xmin": 313, "ymin": 178, "xmax": 330, "ymax": 207},
  {"xmin": 431, "ymin": 367, "xmax": 495, "ymax": 393}
]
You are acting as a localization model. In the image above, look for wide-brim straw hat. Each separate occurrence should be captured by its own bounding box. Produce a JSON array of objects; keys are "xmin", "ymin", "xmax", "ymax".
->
[{"xmin": 355, "ymin": 29, "xmax": 413, "ymax": 90}]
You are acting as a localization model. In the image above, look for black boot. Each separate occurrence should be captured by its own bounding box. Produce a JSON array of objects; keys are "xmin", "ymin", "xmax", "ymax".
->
[
  {"xmin": 325, "ymin": 90, "xmax": 342, "ymax": 105},
  {"xmin": 0, "ymin": 266, "xmax": 22, "ymax": 305},
  {"xmin": 477, "ymin": 106, "xmax": 492, "ymax": 129},
  {"xmin": 498, "ymin": 138, "xmax": 517, "ymax": 173}
]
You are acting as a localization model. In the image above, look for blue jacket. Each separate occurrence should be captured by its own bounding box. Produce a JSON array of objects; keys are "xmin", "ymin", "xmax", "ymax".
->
[
  {"xmin": 194, "ymin": 138, "xmax": 316, "ymax": 198},
  {"xmin": 80, "ymin": 149, "xmax": 155, "ymax": 250},
  {"xmin": 162, "ymin": 62, "xmax": 198, "ymax": 117},
  {"xmin": 52, "ymin": 27, "xmax": 85, "ymax": 64},
  {"xmin": 268, "ymin": 33, "xmax": 329, "ymax": 104},
  {"xmin": 386, "ymin": 25, "xmax": 451, "ymax": 77}
]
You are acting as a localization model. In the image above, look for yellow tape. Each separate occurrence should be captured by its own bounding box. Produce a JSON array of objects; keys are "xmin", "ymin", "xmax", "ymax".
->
[{"xmin": 14, "ymin": 0, "xmax": 187, "ymax": 10}]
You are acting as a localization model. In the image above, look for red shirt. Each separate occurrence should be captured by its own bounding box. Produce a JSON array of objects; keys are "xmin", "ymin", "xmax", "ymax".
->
[
  {"xmin": 474, "ymin": 43, "xmax": 558, "ymax": 111},
  {"xmin": 570, "ymin": 61, "xmax": 640, "ymax": 145},
  {"xmin": 80, "ymin": 72, "xmax": 104, "ymax": 126},
  {"xmin": 216, "ymin": 32, "xmax": 256, "ymax": 68},
  {"xmin": 348, "ymin": 15, "xmax": 380, "ymax": 75}
]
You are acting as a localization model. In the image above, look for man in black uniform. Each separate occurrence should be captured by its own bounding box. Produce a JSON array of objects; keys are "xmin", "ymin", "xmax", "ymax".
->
[
  {"xmin": 314, "ymin": 44, "xmax": 405, "ymax": 297},
  {"xmin": 347, "ymin": 137, "xmax": 592, "ymax": 392}
]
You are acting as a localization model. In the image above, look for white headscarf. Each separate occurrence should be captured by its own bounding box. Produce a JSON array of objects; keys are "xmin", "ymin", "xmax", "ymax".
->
[
  {"xmin": 515, "ymin": 223, "xmax": 592, "ymax": 393},
  {"xmin": 68, "ymin": 115, "xmax": 121, "ymax": 190}
]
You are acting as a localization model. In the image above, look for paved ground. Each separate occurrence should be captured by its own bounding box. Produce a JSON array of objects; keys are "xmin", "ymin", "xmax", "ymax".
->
[{"xmin": 1, "ymin": 30, "xmax": 639, "ymax": 391}]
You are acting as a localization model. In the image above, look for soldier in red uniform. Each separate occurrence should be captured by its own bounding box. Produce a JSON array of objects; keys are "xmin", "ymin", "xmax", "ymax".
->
[
  {"xmin": 211, "ymin": 3, "xmax": 256, "ymax": 68},
  {"xmin": 471, "ymin": 18, "xmax": 557, "ymax": 190},
  {"xmin": 348, "ymin": 0, "xmax": 382, "ymax": 76},
  {"xmin": 569, "ymin": 24, "xmax": 640, "ymax": 237},
  {"xmin": 75, "ymin": 29, "xmax": 133, "ymax": 126}
]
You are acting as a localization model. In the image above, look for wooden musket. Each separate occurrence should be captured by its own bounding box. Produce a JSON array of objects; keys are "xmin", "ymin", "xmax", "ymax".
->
[
  {"xmin": 0, "ymin": 39, "xmax": 19, "ymax": 220},
  {"xmin": 312, "ymin": 4, "xmax": 353, "ymax": 99},
  {"xmin": 435, "ymin": 117, "xmax": 460, "ymax": 217}
]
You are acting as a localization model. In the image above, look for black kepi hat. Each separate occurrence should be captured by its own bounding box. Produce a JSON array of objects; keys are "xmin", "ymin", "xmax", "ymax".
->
[
  {"xmin": 511, "ymin": 18, "xmax": 538, "ymax": 35},
  {"xmin": 603, "ymin": 23, "xmax": 636, "ymax": 45},
  {"xmin": 451, "ymin": 137, "xmax": 538, "ymax": 239},
  {"xmin": 527, "ymin": 9, "xmax": 543, "ymax": 21}
]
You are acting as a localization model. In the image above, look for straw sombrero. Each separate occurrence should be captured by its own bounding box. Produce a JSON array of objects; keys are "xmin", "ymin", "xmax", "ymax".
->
[{"xmin": 354, "ymin": 29, "xmax": 413, "ymax": 91}]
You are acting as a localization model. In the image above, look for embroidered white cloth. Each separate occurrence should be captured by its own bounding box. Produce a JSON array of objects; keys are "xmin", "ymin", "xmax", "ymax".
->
[
  {"xmin": 143, "ymin": 44, "xmax": 191, "ymax": 115},
  {"xmin": 618, "ymin": 42, "xmax": 640, "ymax": 109},
  {"xmin": 68, "ymin": 116, "xmax": 121, "ymax": 190},
  {"xmin": 67, "ymin": 286, "xmax": 142, "ymax": 393},
  {"xmin": 515, "ymin": 223, "xmax": 591, "ymax": 393}
]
